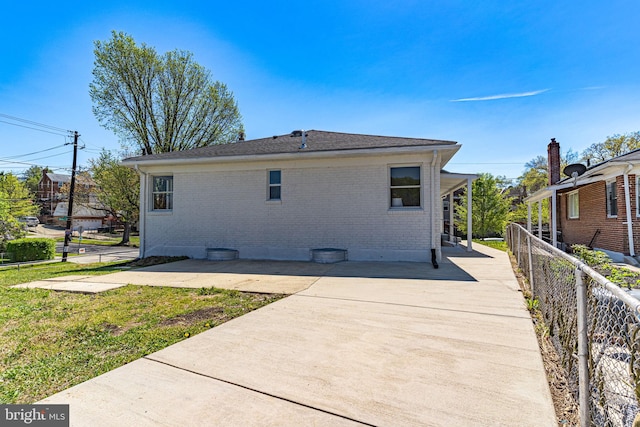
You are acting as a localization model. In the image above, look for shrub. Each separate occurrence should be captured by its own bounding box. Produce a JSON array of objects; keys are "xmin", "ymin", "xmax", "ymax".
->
[
  {"xmin": 571, "ymin": 244, "xmax": 640, "ymax": 289},
  {"xmin": 6, "ymin": 238, "xmax": 55, "ymax": 262}
]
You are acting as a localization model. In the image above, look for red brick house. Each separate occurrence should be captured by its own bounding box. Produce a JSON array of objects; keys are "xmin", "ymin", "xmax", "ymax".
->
[
  {"xmin": 37, "ymin": 169, "xmax": 106, "ymax": 228},
  {"xmin": 526, "ymin": 139, "xmax": 640, "ymax": 263}
]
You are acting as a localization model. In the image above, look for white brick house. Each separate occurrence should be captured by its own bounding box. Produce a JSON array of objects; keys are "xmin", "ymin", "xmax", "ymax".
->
[{"xmin": 122, "ymin": 130, "xmax": 475, "ymax": 263}]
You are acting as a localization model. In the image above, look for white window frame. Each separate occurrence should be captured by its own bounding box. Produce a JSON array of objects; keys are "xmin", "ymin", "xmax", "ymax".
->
[
  {"xmin": 151, "ymin": 175, "xmax": 173, "ymax": 211},
  {"xmin": 567, "ymin": 190, "xmax": 579, "ymax": 219},
  {"xmin": 606, "ymin": 179, "xmax": 617, "ymax": 218},
  {"xmin": 268, "ymin": 170, "xmax": 281, "ymax": 201},
  {"xmin": 636, "ymin": 176, "xmax": 640, "ymax": 217},
  {"xmin": 389, "ymin": 165, "xmax": 422, "ymax": 209}
]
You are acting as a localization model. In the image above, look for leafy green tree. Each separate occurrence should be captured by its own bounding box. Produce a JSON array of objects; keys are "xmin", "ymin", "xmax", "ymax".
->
[
  {"xmin": 0, "ymin": 173, "xmax": 38, "ymax": 219},
  {"xmin": 581, "ymin": 132, "xmax": 640, "ymax": 163},
  {"xmin": 90, "ymin": 31, "xmax": 243, "ymax": 155},
  {"xmin": 22, "ymin": 165, "xmax": 43, "ymax": 195},
  {"xmin": 0, "ymin": 174, "xmax": 36, "ymax": 248},
  {"xmin": 508, "ymin": 198, "xmax": 549, "ymax": 224},
  {"xmin": 90, "ymin": 150, "xmax": 140, "ymax": 245},
  {"xmin": 455, "ymin": 173, "xmax": 511, "ymax": 239},
  {"xmin": 0, "ymin": 188, "xmax": 25, "ymax": 250}
]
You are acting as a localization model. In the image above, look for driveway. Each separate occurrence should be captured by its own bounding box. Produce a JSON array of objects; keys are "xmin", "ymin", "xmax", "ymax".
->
[{"xmin": 40, "ymin": 244, "xmax": 556, "ymax": 426}]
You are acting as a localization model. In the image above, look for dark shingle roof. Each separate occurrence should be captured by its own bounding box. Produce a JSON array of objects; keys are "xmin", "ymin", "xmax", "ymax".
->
[
  {"xmin": 44, "ymin": 172, "xmax": 95, "ymax": 186},
  {"xmin": 46, "ymin": 173, "xmax": 71, "ymax": 183},
  {"xmin": 122, "ymin": 130, "xmax": 457, "ymax": 163}
]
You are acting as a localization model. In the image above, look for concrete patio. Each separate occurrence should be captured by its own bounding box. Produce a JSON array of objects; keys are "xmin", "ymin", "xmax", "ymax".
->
[{"xmin": 39, "ymin": 243, "xmax": 556, "ymax": 426}]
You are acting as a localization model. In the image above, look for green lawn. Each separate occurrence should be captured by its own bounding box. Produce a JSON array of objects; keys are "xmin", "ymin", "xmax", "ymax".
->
[
  {"xmin": 0, "ymin": 260, "xmax": 285, "ymax": 404},
  {"xmin": 473, "ymin": 239, "xmax": 507, "ymax": 252},
  {"xmin": 54, "ymin": 235, "xmax": 141, "ymax": 247}
]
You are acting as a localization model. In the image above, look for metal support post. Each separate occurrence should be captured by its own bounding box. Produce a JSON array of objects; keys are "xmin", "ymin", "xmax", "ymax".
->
[
  {"xmin": 527, "ymin": 234, "xmax": 534, "ymax": 297},
  {"xmin": 575, "ymin": 268, "xmax": 590, "ymax": 427},
  {"xmin": 517, "ymin": 227, "xmax": 521, "ymax": 266}
]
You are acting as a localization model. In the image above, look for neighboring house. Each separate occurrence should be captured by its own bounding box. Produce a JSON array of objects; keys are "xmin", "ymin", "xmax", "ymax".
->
[
  {"xmin": 37, "ymin": 169, "xmax": 106, "ymax": 228},
  {"xmin": 122, "ymin": 130, "xmax": 476, "ymax": 263},
  {"xmin": 526, "ymin": 139, "xmax": 640, "ymax": 262},
  {"xmin": 51, "ymin": 203, "xmax": 108, "ymax": 231}
]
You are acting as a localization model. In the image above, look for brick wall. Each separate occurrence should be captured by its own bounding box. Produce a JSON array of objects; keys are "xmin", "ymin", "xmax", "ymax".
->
[
  {"xmin": 558, "ymin": 175, "xmax": 640, "ymax": 255},
  {"xmin": 141, "ymin": 153, "xmax": 439, "ymax": 261}
]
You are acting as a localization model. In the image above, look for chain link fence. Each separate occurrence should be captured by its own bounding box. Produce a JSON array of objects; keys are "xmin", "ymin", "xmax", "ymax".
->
[{"xmin": 507, "ymin": 223, "xmax": 640, "ymax": 427}]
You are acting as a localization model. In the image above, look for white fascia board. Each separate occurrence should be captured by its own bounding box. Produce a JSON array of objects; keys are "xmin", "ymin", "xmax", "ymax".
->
[
  {"xmin": 122, "ymin": 144, "xmax": 460, "ymax": 169},
  {"xmin": 526, "ymin": 168, "xmax": 626, "ymax": 204}
]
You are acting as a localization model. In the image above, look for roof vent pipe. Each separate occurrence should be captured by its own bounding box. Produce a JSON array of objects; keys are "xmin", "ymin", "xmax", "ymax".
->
[{"xmin": 299, "ymin": 130, "xmax": 308, "ymax": 149}]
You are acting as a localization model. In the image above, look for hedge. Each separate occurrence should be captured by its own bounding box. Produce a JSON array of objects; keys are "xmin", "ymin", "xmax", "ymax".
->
[{"xmin": 6, "ymin": 238, "xmax": 56, "ymax": 262}]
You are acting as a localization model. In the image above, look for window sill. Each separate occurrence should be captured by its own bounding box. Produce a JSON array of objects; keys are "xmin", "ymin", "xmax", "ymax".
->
[
  {"xmin": 266, "ymin": 199, "xmax": 282, "ymax": 205},
  {"xmin": 387, "ymin": 207, "xmax": 424, "ymax": 214},
  {"xmin": 148, "ymin": 210, "xmax": 173, "ymax": 216},
  {"xmin": 607, "ymin": 215, "xmax": 618, "ymax": 219}
]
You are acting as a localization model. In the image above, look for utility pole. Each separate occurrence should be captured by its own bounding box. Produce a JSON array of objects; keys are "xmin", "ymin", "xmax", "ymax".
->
[{"xmin": 62, "ymin": 131, "xmax": 79, "ymax": 262}]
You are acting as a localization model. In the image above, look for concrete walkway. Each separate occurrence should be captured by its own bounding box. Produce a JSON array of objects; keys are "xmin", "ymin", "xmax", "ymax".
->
[{"xmin": 39, "ymin": 244, "xmax": 556, "ymax": 426}]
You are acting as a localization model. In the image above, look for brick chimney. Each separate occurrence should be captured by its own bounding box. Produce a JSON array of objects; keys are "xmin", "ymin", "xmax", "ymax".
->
[{"xmin": 547, "ymin": 138, "xmax": 561, "ymax": 185}]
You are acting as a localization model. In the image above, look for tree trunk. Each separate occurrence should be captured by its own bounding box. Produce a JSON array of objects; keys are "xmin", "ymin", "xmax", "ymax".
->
[{"xmin": 120, "ymin": 222, "xmax": 131, "ymax": 245}]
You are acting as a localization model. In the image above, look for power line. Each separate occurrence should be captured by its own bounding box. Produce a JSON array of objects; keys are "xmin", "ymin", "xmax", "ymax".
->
[
  {"xmin": 0, "ymin": 120, "xmax": 70, "ymax": 137},
  {"xmin": 0, "ymin": 113, "xmax": 71, "ymax": 133},
  {"xmin": 0, "ymin": 150, "xmax": 71, "ymax": 165},
  {"xmin": 1, "ymin": 144, "xmax": 68, "ymax": 160}
]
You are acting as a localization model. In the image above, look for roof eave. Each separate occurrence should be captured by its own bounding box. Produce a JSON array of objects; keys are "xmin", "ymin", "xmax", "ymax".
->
[{"xmin": 122, "ymin": 144, "xmax": 460, "ymax": 169}]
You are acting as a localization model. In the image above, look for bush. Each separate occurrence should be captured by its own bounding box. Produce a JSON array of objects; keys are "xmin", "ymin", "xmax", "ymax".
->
[
  {"xmin": 6, "ymin": 238, "xmax": 55, "ymax": 262},
  {"xmin": 571, "ymin": 244, "xmax": 640, "ymax": 289}
]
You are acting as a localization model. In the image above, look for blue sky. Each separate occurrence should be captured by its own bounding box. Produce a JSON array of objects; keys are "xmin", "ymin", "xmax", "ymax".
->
[{"xmin": 1, "ymin": 1, "xmax": 639, "ymax": 180}]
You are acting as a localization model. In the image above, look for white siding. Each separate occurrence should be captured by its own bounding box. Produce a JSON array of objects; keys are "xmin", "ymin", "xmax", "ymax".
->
[{"xmin": 140, "ymin": 153, "xmax": 438, "ymax": 261}]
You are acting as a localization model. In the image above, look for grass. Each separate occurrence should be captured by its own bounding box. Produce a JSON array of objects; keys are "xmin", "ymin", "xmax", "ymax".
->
[
  {"xmin": 0, "ymin": 260, "xmax": 285, "ymax": 404},
  {"xmin": 53, "ymin": 235, "xmax": 141, "ymax": 247},
  {"xmin": 473, "ymin": 239, "xmax": 507, "ymax": 252}
]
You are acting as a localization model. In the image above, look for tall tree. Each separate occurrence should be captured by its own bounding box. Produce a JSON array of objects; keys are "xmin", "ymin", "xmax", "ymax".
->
[
  {"xmin": 0, "ymin": 189, "xmax": 24, "ymax": 249},
  {"xmin": 0, "ymin": 174, "xmax": 36, "ymax": 247},
  {"xmin": 455, "ymin": 173, "xmax": 511, "ymax": 239},
  {"xmin": 90, "ymin": 150, "xmax": 140, "ymax": 245},
  {"xmin": 581, "ymin": 132, "xmax": 640, "ymax": 163},
  {"xmin": 90, "ymin": 31, "xmax": 243, "ymax": 155},
  {"xmin": 22, "ymin": 165, "xmax": 43, "ymax": 195},
  {"xmin": 0, "ymin": 173, "xmax": 38, "ymax": 219}
]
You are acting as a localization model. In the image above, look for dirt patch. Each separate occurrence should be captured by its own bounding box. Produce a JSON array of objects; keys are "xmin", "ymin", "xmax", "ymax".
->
[
  {"xmin": 509, "ymin": 254, "xmax": 580, "ymax": 426},
  {"xmin": 99, "ymin": 322, "xmax": 142, "ymax": 336},
  {"xmin": 126, "ymin": 256, "xmax": 188, "ymax": 267},
  {"xmin": 160, "ymin": 307, "xmax": 224, "ymax": 327}
]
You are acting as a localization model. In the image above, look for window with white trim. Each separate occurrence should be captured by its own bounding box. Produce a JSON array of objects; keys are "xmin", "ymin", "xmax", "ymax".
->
[
  {"xmin": 390, "ymin": 166, "xmax": 421, "ymax": 208},
  {"xmin": 636, "ymin": 176, "xmax": 640, "ymax": 217},
  {"xmin": 606, "ymin": 180, "xmax": 617, "ymax": 217},
  {"xmin": 152, "ymin": 176, "xmax": 173, "ymax": 210},
  {"xmin": 567, "ymin": 190, "xmax": 579, "ymax": 219},
  {"xmin": 268, "ymin": 170, "xmax": 281, "ymax": 200}
]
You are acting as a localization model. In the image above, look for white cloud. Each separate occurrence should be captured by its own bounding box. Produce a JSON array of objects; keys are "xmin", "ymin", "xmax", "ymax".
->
[{"xmin": 450, "ymin": 89, "xmax": 549, "ymax": 102}]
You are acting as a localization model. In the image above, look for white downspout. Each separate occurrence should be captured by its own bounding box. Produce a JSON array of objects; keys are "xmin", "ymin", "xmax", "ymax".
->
[
  {"xmin": 527, "ymin": 202, "xmax": 532, "ymax": 232},
  {"xmin": 467, "ymin": 177, "xmax": 473, "ymax": 252},
  {"xmin": 431, "ymin": 151, "xmax": 440, "ymax": 266},
  {"xmin": 623, "ymin": 164, "xmax": 635, "ymax": 257},
  {"xmin": 552, "ymin": 190, "xmax": 557, "ymax": 248},
  {"xmin": 135, "ymin": 165, "xmax": 147, "ymax": 259}
]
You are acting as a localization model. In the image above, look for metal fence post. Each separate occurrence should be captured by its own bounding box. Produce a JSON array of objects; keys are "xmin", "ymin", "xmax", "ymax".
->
[
  {"xmin": 575, "ymin": 267, "xmax": 590, "ymax": 427},
  {"xmin": 527, "ymin": 235, "xmax": 535, "ymax": 297},
  {"xmin": 517, "ymin": 227, "xmax": 521, "ymax": 266}
]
